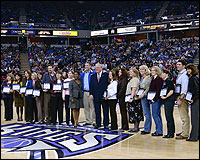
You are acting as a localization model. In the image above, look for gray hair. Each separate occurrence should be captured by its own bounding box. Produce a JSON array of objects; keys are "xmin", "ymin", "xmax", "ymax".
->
[{"xmin": 95, "ymin": 63, "xmax": 102, "ymax": 68}]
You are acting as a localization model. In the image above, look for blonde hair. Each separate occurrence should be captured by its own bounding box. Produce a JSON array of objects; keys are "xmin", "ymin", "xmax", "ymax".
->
[
  {"xmin": 139, "ymin": 65, "xmax": 150, "ymax": 76},
  {"xmin": 130, "ymin": 67, "xmax": 140, "ymax": 79},
  {"xmin": 151, "ymin": 66, "xmax": 162, "ymax": 77},
  {"xmin": 31, "ymin": 72, "xmax": 38, "ymax": 79},
  {"xmin": 7, "ymin": 73, "xmax": 14, "ymax": 81}
]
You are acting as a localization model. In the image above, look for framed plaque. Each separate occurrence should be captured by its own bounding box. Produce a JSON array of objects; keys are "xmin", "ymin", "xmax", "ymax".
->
[
  {"xmin": 43, "ymin": 83, "xmax": 50, "ymax": 90},
  {"xmin": 12, "ymin": 84, "xmax": 20, "ymax": 91},
  {"xmin": 147, "ymin": 92, "xmax": 156, "ymax": 100},
  {"xmin": 53, "ymin": 84, "xmax": 62, "ymax": 91},
  {"xmin": 33, "ymin": 90, "xmax": 40, "ymax": 96},
  {"xmin": 3, "ymin": 87, "xmax": 10, "ymax": 94}
]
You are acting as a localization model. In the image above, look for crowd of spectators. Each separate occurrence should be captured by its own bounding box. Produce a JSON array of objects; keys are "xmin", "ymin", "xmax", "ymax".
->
[
  {"xmin": 28, "ymin": 44, "xmax": 83, "ymax": 73},
  {"xmin": 26, "ymin": 37, "xmax": 199, "ymax": 82},
  {"xmin": 1, "ymin": 45, "xmax": 21, "ymax": 81},
  {"xmin": 1, "ymin": 37, "xmax": 199, "ymax": 85}
]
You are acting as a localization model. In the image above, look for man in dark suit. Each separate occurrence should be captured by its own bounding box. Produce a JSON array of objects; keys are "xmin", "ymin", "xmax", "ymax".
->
[{"xmin": 90, "ymin": 63, "xmax": 109, "ymax": 129}]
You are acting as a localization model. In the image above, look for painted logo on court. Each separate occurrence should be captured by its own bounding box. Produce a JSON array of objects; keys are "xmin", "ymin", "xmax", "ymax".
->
[{"xmin": 1, "ymin": 123, "xmax": 133, "ymax": 159}]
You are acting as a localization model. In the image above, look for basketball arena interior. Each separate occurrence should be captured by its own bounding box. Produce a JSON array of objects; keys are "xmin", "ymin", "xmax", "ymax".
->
[{"xmin": 1, "ymin": 1, "xmax": 199, "ymax": 159}]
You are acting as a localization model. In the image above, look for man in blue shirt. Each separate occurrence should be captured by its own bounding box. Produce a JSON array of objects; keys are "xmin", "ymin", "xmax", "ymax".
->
[
  {"xmin": 80, "ymin": 62, "xmax": 96, "ymax": 126},
  {"xmin": 175, "ymin": 59, "xmax": 189, "ymax": 140}
]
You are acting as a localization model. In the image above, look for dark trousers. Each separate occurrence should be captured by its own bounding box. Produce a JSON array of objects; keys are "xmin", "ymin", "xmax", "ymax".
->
[
  {"xmin": 24, "ymin": 97, "xmax": 29, "ymax": 121},
  {"xmin": 163, "ymin": 99, "xmax": 175, "ymax": 136},
  {"xmin": 94, "ymin": 100, "xmax": 109, "ymax": 127},
  {"xmin": 3, "ymin": 97, "xmax": 13, "ymax": 120},
  {"xmin": 65, "ymin": 95, "xmax": 74, "ymax": 125},
  {"xmin": 26, "ymin": 97, "xmax": 38, "ymax": 122},
  {"xmin": 119, "ymin": 97, "xmax": 129, "ymax": 130},
  {"xmin": 189, "ymin": 99, "xmax": 199, "ymax": 140},
  {"xmin": 107, "ymin": 99, "xmax": 118, "ymax": 130},
  {"xmin": 51, "ymin": 93, "xmax": 63, "ymax": 124}
]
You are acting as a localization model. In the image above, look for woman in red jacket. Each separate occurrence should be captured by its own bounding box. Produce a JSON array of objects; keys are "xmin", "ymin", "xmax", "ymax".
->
[{"xmin": 148, "ymin": 66, "xmax": 164, "ymax": 136}]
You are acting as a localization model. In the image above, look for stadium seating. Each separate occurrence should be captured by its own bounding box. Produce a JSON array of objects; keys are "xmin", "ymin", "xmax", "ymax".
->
[{"xmin": 1, "ymin": 1, "xmax": 198, "ymax": 30}]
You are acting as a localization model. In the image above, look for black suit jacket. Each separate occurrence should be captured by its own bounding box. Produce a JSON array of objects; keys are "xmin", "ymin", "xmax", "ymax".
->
[
  {"xmin": 188, "ymin": 75, "xmax": 199, "ymax": 101},
  {"xmin": 117, "ymin": 77, "xmax": 128, "ymax": 99},
  {"xmin": 90, "ymin": 72, "xmax": 109, "ymax": 102}
]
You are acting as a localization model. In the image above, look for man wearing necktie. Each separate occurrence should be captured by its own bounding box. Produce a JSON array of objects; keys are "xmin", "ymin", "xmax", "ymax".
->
[
  {"xmin": 90, "ymin": 63, "xmax": 109, "ymax": 129},
  {"xmin": 98, "ymin": 73, "xmax": 100, "ymax": 83}
]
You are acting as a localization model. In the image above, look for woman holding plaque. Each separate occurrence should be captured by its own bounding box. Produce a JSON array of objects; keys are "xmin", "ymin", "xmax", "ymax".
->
[
  {"xmin": 138, "ymin": 65, "xmax": 152, "ymax": 135},
  {"xmin": 160, "ymin": 68, "xmax": 175, "ymax": 138},
  {"xmin": 13, "ymin": 73, "xmax": 24, "ymax": 121},
  {"xmin": 62, "ymin": 70, "xmax": 74, "ymax": 125},
  {"xmin": 185, "ymin": 64, "xmax": 199, "ymax": 142},
  {"xmin": 125, "ymin": 68, "xmax": 144, "ymax": 132},
  {"xmin": 1, "ymin": 73, "xmax": 14, "ymax": 121},
  {"xmin": 69, "ymin": 71, "xmax": 83, "ymax": 128},
  {"xmin": 37, "ymin": 72, "xmax": 44, "ymax": 123},
  {"xmin": 117, "ymin": 68, "xmax": 129, "ymax": 131},
  {"xmin": 148, "ymin": 66, "xmax": 164, "ymax": 136},
  {"xmin": 105, "ymin": 70, "xmax": 118, "ymax": 130},
  {"xmin": 50, "ymin": 70, "xmax": 63, "ymax": 125},
  {"xmin": 22, "ymin": 70, "xmax": 32, "ymax": 123},
  {"xmin": 34, "ymin": 72, "xmax": 43, "ymax": 124},
  {"xmin": 26, "ymin": 72, "xmax": 38, "ymax": 123}
]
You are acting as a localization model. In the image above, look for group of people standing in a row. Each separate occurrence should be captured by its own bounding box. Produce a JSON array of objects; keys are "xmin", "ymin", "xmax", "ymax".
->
[{"xmin": 1, "ymin": 60, "xmax": 199, "ymax": 142}]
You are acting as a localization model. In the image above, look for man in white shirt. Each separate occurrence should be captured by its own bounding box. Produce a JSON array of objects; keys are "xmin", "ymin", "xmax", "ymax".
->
[{"xmin": 175, "ymin": 60, "xmax": 190, "ymax": 140}]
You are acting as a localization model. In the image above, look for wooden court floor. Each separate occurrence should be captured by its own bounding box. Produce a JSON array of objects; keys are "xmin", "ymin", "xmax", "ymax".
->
[{"xmin": 1, "ymin": 100, "xmax": 199, "ymax": 159}]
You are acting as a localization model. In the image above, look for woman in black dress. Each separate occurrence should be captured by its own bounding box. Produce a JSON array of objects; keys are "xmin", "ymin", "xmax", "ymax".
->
[
  {"xmin": 117, "ymin": 68, "xmax": 129, "ymax": 131},
  {"xmin": 13, "ymin": 73, "xmax": 24, "ymax": 121},
  {"xmin": 50, "ymin": 70, "xmax": 63, "ymax": 125},
  {"xmin": 22, "ymin": 70, "xmax": 32, "ymax": 122},
  {"xmin": 1, "ymin": 73, "xmax": 14, "ymax": 121},
  {"xmin": 185, "ymin": 64, "xmax": 199, "ymax": 142}
]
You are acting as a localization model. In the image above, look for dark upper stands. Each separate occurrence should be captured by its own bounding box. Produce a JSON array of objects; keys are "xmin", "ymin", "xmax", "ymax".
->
[{"xmin": 1, "ymin": 1, "xmax": 199, "ymax": 30}]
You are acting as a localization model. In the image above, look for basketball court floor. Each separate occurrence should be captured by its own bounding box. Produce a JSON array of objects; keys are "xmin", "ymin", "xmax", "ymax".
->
[{"xmin": 1, "ymin": 100, "xmax": 199, "ymax": 159}]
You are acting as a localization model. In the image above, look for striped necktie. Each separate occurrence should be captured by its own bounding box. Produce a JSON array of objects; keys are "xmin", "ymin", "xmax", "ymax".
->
[{"xmin": 98, "ymin": 73, "xmax": 100, "ymax": 82}]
